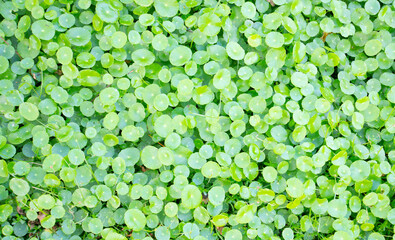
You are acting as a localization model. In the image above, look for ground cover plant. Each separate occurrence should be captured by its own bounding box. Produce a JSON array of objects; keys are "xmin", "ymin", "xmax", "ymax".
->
[{"xmin": 0, "ymin": 0, "xmax": 395, "ymax": 239}]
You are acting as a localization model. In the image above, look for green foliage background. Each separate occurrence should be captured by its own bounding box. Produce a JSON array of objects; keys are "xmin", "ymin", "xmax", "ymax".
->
[{"xmin": 0, "ymin": 0, "xmax": 394, "ymax": 239}]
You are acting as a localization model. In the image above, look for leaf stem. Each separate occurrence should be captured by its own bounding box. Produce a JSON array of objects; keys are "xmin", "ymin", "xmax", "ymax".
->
[
  {"xmin": 0, "ymin": 35, "xmax": 23, "ymax": 59},
  {"xmin": 32, "ymin": 186, "xmax": 56, "ymax": 196}
]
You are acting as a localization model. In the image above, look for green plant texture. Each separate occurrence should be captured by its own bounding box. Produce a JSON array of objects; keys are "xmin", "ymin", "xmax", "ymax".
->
[{"xmin": 0, "ymin": 0, "xmax": 395, "ymax": 239}]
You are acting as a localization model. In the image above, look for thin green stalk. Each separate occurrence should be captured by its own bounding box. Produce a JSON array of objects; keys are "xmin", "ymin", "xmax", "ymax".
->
[
  {"xmin": 76, "ymin": 140, "xmax": 99, "ymax": 184},
  {"xmin": 19, "ymin": 81, "xmax": 40, "ymax": 97},
  {"xmin": 157, "ymin": 20, "xmax": 176, "ymax": 39},
  {"xmin": 32, "ymin": 186, "xmax": 56, "ymax": 196},
  {"xmin": 26, "ymin": 194, "xmax": 42, "ymax": 212},
  {"xmin": 40, "ymin": 71, "xmax": 44, "ymax": 97}
]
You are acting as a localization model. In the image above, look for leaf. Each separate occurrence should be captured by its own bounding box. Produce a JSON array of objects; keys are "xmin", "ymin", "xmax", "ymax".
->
[{"xmin": 236, "ymin": 205, "xmax": 257, "ymax": 224}]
